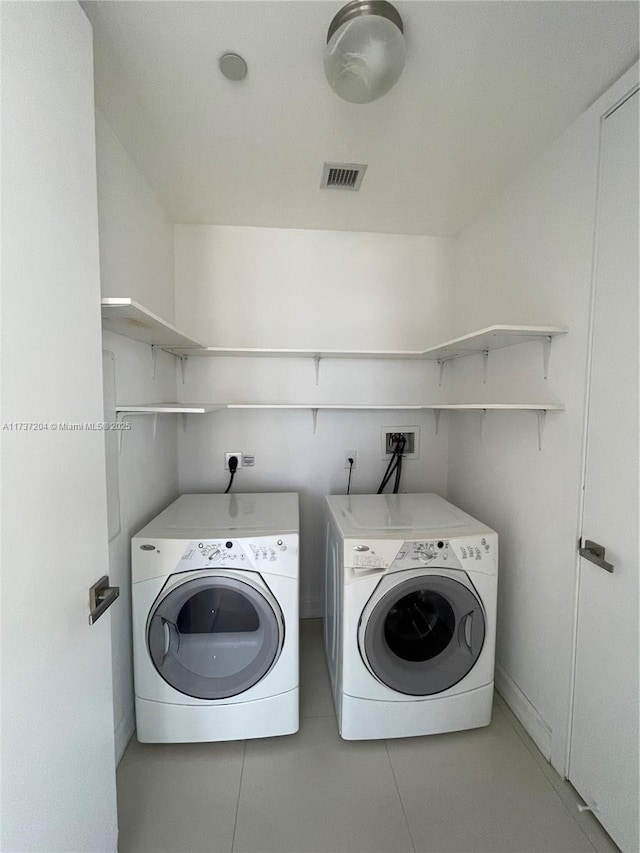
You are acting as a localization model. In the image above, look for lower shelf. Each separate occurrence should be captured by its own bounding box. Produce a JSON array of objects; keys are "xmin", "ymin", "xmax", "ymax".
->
[
  {"xmin": 115, "ymin": 402, "xmax": 563, "ymax": 413},
  {"xmin": 114, "ymin": 401, "xmax": 562, "ymax": 451}
]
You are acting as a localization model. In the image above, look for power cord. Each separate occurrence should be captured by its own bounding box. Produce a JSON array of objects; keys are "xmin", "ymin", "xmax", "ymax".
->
[
  {"xmin": 347, "ymin": 457, "xmax": 354, "ymax": 495},
  {"xmin": 225, "ymin": 455, "xmax": 238, "ymax": 494}
]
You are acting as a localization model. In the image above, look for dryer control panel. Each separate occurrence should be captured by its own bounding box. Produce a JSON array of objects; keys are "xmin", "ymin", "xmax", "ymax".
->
[
  {"xmin": 175, "ymin": 534, "xmax": 299, "ymax": 579},
  {"xmin": 185, "ymin": 540, "xmax": 251, "ymax": 564}
]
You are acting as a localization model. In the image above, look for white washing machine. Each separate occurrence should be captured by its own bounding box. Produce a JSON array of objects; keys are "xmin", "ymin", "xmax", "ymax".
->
[
  {"xmin": 132, "ymin": 493, "xmax": 299, "ymax": 743},
  {"xmin": 324, "ymin": 493, "xmax": 497, "ymax": 740}
]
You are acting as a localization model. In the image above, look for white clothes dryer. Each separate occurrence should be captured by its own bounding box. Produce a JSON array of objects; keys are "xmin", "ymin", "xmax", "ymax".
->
[
  {"xmin": 132, "ymin": 493, "xmax": 299, "ymax": 743},
  {"xmin": 324, "ymin": 493, "xmax": 497, "ymax": 740}
]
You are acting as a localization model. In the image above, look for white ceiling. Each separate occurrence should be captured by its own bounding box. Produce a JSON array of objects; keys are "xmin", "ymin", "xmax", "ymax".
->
[{"xmin": 84, "ymin": 1, "xmax": 638, "ymax": 236}]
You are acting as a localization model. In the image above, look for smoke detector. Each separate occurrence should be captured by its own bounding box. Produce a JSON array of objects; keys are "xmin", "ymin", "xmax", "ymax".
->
[{"xmin": 320, "ymin": 162, "xmax": 368, "ymax": 191}]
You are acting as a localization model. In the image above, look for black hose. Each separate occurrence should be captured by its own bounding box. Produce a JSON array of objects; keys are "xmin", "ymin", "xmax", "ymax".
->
[
  {"xmin": 377, "ymin": 434, "xmax": 406, "ymax": 494},
  {"xmin": 377, "ymin": 449, "xmax": 399, "ymax": 493},
  {"xmin": 393, "ymin": 452, "xmax": 403, "ymax": 493}
]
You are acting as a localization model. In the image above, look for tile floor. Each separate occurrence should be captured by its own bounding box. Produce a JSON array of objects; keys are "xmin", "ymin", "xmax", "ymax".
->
[{"xmin": 117, "ymin": 619, "xmax": 619, "ymax": 853}]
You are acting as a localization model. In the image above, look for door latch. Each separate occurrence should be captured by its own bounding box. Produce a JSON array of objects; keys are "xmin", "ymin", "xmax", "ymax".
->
[{"xmin": 579, "ymin": 540, "xmax": 614, "ymax": 574}]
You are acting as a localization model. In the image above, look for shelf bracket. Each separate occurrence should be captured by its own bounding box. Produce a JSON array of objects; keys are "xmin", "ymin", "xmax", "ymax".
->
[
  {"xmin": 480, "ymin": 409, "xmax": 487, "ymax": 441},
  {"xmin": 151, "ymin": 345, "xmax": 159, "ymax": 379},
  {"xmin": 152, "ymin": 413, "xmax": 159, "ymax": 441},
  {"xmin": 537, "ymin": 409, "xmax": 547, "ymax": 452},
  {"xmin": 179, "ymin": 356, "xmax": 188, "ymax": 385},
  {"xmin": 437, "ymin": 360, "xmax": 446, "ymax": 386},
  {"xmin": 311, "ymin": 407, "xmax": 318, "ymax": 435},
  {"xmin": 433, "ymin": 409, "xmax": 441, "ymax": 435},
  {"xmin": 314, "ymin": 355, "xmax": 321, "ymax": 386},
  {"xmin": 482, "ymin": 350, "xmax": 489, "ymax": 384},
  {"xmin": 542, "ymin": 336, "xmax": 552, "ymax": 380}
]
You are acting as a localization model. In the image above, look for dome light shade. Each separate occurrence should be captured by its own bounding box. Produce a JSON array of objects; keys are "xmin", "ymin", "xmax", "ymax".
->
[{"xmin": 324, "ymin": 1, "xmax": 406, "ymax": 104}]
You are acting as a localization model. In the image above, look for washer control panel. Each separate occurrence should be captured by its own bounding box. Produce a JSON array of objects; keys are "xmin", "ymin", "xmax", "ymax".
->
[
  {"xmin": 390, "ymin": 540, "xmax": 462, "ymax": 571},
  {"xmin": 387, "ymin": 535, "xmax": 496, "ymax": 574}
]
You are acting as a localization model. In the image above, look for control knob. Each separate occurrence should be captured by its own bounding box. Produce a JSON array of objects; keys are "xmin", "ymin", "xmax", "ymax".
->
[
  {"xmin": 416, "ymin": 543, "xmax": 437, "ymax": 562},
  {"xmin": 207, "ymin": 547, "xmax": 222, "ymax": 562}
]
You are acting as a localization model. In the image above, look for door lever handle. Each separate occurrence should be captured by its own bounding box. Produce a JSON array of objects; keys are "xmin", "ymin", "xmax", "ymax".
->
[
  {"xmin": 579, "ymin": 540, "xmax": 614, "ymax": 574},
  {"xmin": 89, "ymin": 575, "xmax": 120, "ymax": 624}
]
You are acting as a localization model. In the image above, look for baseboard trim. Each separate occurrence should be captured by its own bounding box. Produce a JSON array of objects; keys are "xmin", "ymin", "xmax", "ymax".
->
[
  {"xmin": 495, "ymin": 663, "xmax": 552, "ymax": 760},
  {"xmin": 114, "ymin": 703, "xmax": 136, "ymax": 766}
]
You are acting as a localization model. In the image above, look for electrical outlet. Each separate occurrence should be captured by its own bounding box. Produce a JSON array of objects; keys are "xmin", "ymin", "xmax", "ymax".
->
[
  {"xmin": 224, "ymin": 452, "xmax": 243, "ymax": 470},
  {"xmin": 381, "ymin": 427, "xmax": 420, "ymax": 459},
  {"xmin": 344, "ymin": 451, "xmax": 357, "ymax": 469}
]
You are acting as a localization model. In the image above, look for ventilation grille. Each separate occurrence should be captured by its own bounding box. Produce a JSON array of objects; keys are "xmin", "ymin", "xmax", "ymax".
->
[{"xmin": 321, "ymin": 162, "xmax": 367, "ymax": 191}]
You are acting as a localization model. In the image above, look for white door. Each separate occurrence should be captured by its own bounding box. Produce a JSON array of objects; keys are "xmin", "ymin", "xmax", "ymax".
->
[
  {"xmin": 0, "ymin": 3, "xmax": 118, "ymax": 851},
  {"xmin": 569, "ymin": 88, "xmax": 639, "ymax": 852}
]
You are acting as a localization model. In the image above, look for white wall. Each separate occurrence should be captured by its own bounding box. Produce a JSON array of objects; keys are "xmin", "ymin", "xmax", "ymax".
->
[
  {"xmin": 175, "ymin": 226, "xmax": 454, "ymax": 614},
  {"xmin": 96, "ymin": 111, "xmax": 175, "ymax": 322},
  {"xmin": 447, "ymin": 65, "xmax": 639, "ymax": 773},
  {"xmin": 95, "ymin": 113, "xmax": 179, "ymax": 762},
  {"xmin": 174, "ymin": 225, "xmax": 454, "ymax": 347}
]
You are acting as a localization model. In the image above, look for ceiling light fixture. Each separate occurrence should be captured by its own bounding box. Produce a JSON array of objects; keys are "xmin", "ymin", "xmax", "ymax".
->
[{"xmin": 324, "ymin": 0, "xmax": 406, "ymax": 104}]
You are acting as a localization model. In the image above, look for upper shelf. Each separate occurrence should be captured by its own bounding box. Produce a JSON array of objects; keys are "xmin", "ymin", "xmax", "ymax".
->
[
  {"xmin": 164, "ymin": 347, "xmax": 426, "ymax": 360},
  {"xmin": 115, "ymin": 403, "xmax": 222, "ymax": 414},
  {"xmin": 101, "ymin": 298, "xmax": 203, "ymax": 349},
  {"xmin": 162, "ymin": 325, "xmax": 567, "ymax": 361},
  {"xmin": 420, "ymin": 325, "xmax": 567, "ymax": 361}
]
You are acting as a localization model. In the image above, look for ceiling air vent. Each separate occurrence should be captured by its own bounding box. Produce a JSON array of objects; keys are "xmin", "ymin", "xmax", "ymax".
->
[{"xmin": 320, "ymin": 162, "xmax": 367, "ymax": 191}]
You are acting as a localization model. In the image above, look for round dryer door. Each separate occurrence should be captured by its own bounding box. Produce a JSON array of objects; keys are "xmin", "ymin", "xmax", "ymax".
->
[
  {"xmin": 360, "ymin": 574, "xmax": 485, "ymax": 696},
  {"xmin": 147, "ymin": 574, "xmax": 284, "ymax": 700}
]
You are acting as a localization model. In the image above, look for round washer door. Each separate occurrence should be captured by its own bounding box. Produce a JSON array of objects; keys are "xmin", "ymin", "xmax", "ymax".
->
[
  {"xmin": 147, "ymin": 573, "xmax": 284, "ymax": 700},
  {"xmin": 359, "ymin": 574, "xmax": 485, "ymax": 696}
]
